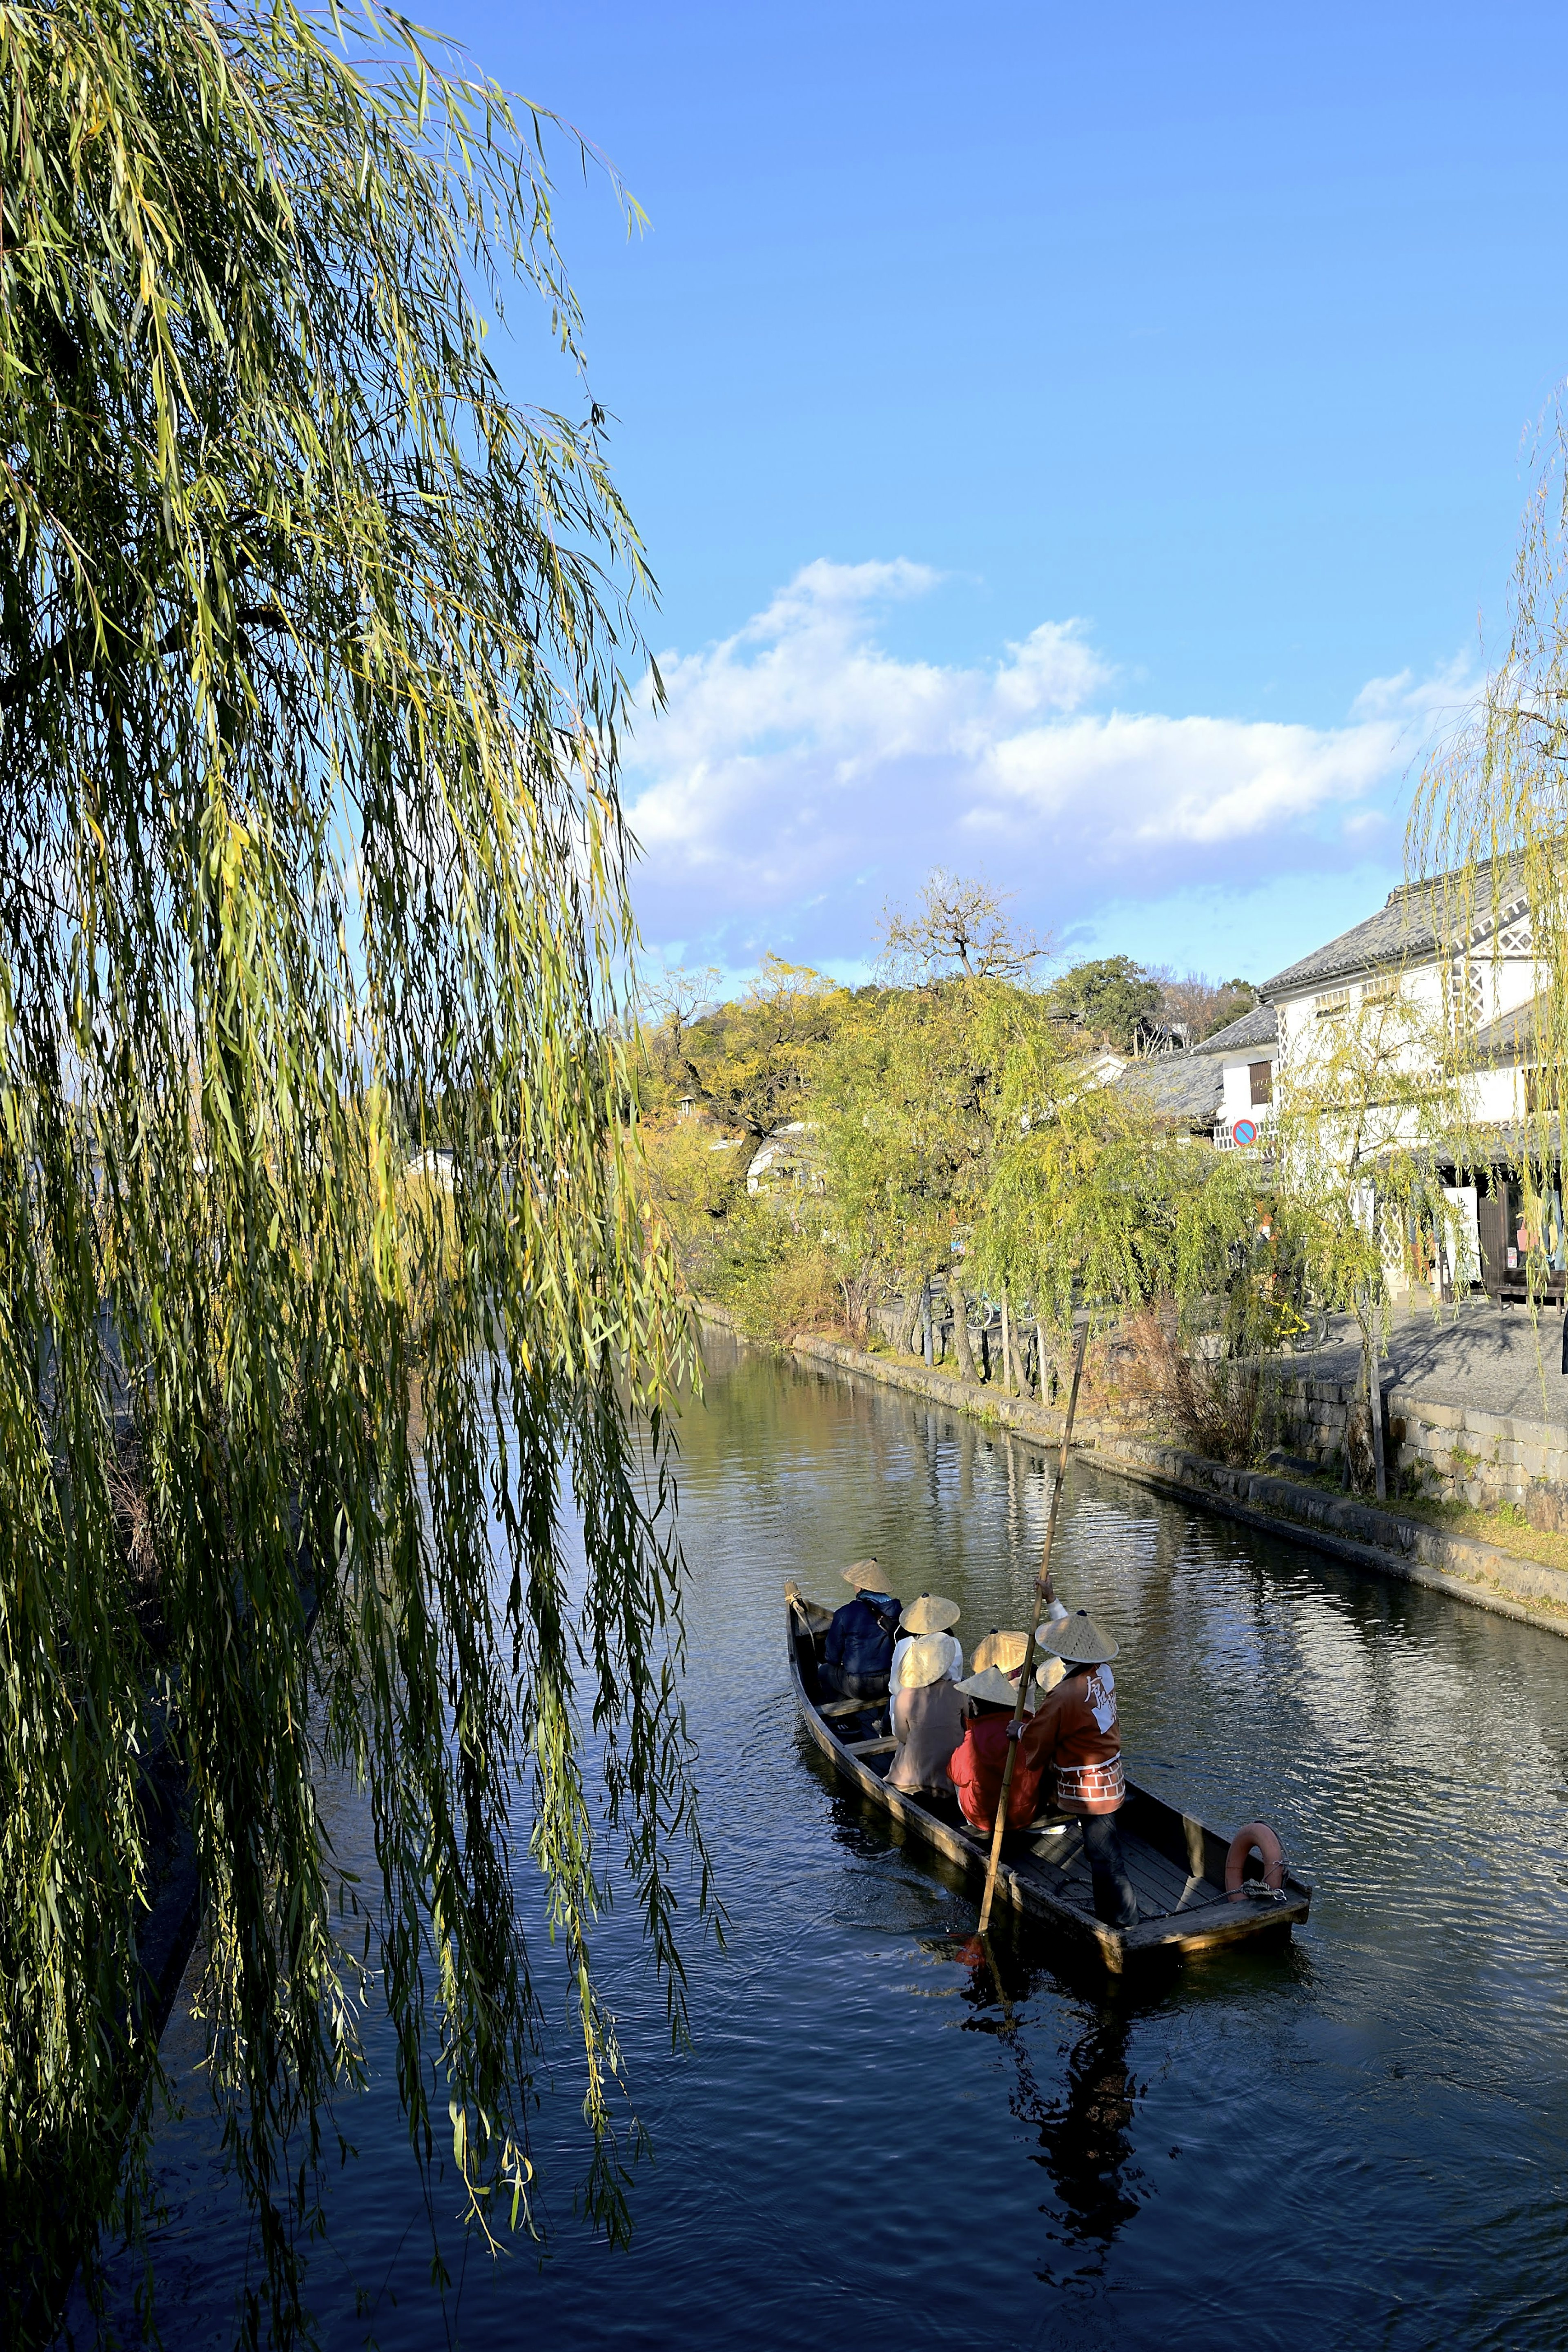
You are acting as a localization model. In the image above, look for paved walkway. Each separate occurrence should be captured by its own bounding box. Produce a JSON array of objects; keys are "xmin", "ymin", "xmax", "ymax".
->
[{"xmin": 1287, "ymin": 1296, "xmax": 1568, "ymax": 1427}]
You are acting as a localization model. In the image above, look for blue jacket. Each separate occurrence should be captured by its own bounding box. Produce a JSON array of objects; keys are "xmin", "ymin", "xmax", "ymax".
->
[{"xmin": 822, "ymin": 1593, "xmax": 902, "ymax": 1699}]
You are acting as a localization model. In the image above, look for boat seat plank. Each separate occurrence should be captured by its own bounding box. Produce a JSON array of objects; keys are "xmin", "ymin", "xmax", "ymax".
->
[
  {"xmin": 846, "ymin": 1736, "xmax": 898, "ymax": 1757},
  {"xmin": 1123, "ymin": 1843, "xmax": 1194, "ymax": 1906}
]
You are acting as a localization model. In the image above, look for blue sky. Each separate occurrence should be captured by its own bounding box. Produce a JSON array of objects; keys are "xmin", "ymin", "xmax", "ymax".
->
[{"xmin": 439, "ymin": 1, "xmax": 1568, "ymax": 988}]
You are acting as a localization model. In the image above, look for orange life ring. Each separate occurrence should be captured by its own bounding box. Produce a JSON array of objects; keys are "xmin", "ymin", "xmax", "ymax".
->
[{"xmin": 1225, "ymin": 1819, "xmax": 1285, "ymax": 1898}]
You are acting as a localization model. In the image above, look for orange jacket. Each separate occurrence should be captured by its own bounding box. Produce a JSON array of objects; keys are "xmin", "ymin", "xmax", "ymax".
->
[{"xmin": 1019, "ymin": 1666, "xmax": 1125, "ymax": 1815}]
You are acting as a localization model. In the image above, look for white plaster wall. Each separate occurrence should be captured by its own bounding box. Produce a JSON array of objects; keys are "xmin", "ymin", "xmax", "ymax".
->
[{"xmin": 1219, "ymin": 1057, "xmax": 1270, "ymax": 1123}]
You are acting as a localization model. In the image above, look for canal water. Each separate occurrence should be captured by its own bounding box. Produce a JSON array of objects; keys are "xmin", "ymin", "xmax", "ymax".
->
[{"xmin": 78, "ymin": 1331, "xmax": 1568, "ymax": 2349}]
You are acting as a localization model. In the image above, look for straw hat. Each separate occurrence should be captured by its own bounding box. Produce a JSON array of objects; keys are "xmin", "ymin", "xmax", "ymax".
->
[
  {"xmin": 900, "ymin": 1632, "xmax": 956, "ymax": 1691},
  {"xmin": 841, "ymin": 1558, "xmax": 886, "ymax": 1592},
  {"xmin": 957, "ymin": 1665, "xmax": 1022, "ymax": 1708},
  {"xmin": 970, "ymin": 1629, "xmax": 1027, "ymax": 1674},
  {"xmin": 901, "ymin": 1592, "xmax": 960, "ymax": 1635},
  {"xmin": 1031, "ymin": 1655, "xmax": 1067, "ymax": 1701},
  {"xmin": 1039, "ymin": 1607, "xmax": 1120, "ymax": 1665}
]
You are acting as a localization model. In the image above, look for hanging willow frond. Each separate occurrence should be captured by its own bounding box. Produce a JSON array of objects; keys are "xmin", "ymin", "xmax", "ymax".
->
[
  {"xmin": 0, "ymin": 1, "xmax": 709, "ymax": 2340},
  {"xmin": 1413, "ymin": 404, "xmax": 1568, "ymax": 1200}
]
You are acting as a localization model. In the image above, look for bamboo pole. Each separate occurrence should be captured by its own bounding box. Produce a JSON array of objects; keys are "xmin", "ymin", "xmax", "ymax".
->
[{"xmin": 978, "ymin": 1316, "xmax": 1089, "ymax": 1937}]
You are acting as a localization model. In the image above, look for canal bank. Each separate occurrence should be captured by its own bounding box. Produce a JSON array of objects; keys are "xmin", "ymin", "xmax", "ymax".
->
[{"xmin": 697, "ymin": 1305, "xmax": 1568, "ymax": 1638}]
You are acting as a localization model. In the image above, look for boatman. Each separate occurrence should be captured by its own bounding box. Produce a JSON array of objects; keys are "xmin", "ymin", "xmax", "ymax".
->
[
  {"xmin": 1020, "ymin": 1607, "xmax": 1139, "ymax": 1928},
  {"xmin": 820, "ymin": 1559, "xmax": 903, "ymax": 1707}
]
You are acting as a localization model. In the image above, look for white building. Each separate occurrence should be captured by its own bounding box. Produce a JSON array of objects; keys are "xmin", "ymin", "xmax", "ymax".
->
[
  {"xmin": 1257, "ymin": 863, "xmax": 1539, "ymax": 1130},
  {"xmin": 745, "ymin": 1120, "xmax": 824, "ymax": 1196},
  {"xmin": 1255, "ymin": 861, "xmax": 1548, "ymax": 1299},
  {"xmin": 1109, "ymin": 859, "xmax": 1558, "ymax": 1298}
]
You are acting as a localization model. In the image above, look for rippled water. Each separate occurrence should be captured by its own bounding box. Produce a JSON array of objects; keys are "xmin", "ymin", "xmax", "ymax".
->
[{"xmin": 75, "ymin": 1332, "xmax": 1568, "ymax": 2349}]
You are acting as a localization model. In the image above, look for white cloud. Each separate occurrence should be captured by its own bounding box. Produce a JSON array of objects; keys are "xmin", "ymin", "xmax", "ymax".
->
[{"xmin": 622, "ymin": 560, "xmax": 1472, "ymax": 970}]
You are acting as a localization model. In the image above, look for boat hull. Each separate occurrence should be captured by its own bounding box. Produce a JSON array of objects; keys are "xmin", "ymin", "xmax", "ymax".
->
[{"xmin": 787, "ymin": 1590, "xmax": 1311, "ymax": 1975}]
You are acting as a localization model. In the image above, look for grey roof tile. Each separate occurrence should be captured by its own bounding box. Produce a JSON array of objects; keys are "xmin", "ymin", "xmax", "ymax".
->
[
  {"xmin": 1473, "ymin": 993, "xmax": 1545, "ymax": 1064},
  {"xmin": 1258, "ymin": 858, "xmax": 1528, "ymax": 999},
  {"xmin": 1116, "ymin": 1049, "xmax": 1225, "ymax": 1127},
  {"xmin": 1192, "ymin": 1001, "xmax": 1279, "ymax": 1054}
]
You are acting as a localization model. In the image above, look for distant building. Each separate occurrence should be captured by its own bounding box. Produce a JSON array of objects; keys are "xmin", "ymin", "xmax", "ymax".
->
[
  {"xmin": 746, "ymin": 1121, "xmax": 824, "ymax": 1196},
  {"xmin": 1112, "ymin": 1001, "xmax": 1278, "ymax": 1144},
  {"xmin": 405, "ymin": 1148, "xmax": 456, "ymax": 1188}
]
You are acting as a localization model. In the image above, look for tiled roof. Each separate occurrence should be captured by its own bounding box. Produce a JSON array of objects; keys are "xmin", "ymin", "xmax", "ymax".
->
[
  {"xmin": 1117, "ymin": 1048, "xmax": 1225, "ymax": 1128},
  {"xmin": 1192, "ymin": 1001, "xmax": 1278, "ymax": 1055},
  {"xmin": 1258, "ymin": 858, "xmax": 1527, "ymax": 999}
]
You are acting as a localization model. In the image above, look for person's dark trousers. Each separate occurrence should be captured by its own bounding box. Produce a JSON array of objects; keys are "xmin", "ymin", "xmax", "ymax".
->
[{"xmin": 1081, "ymin": 1813, "xmax": 1139, "ymax": 1926}]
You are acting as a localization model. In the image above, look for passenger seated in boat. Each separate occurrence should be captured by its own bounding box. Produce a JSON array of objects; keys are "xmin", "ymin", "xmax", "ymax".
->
[
  {"xmin": 820, "ymin": 1559, "xmax": 902, "ymax": 1707},
  {"xmin": 948, "ymin": 1665, "xmax": 1045, "ymax": 1835},
  {"xmin": 886, "ymin": 1634, "xmax": 966, "ymax": 1796},
  {"xmin": 1019, "ymin": 1609, "xmax": 1138, "ymax": 1929},
  {"xmin": 889, "ymin": 1593, "xmax": 962, "ymax": 1718},
  {"xmin": 968, "ymin": 1625, "xmax": 1065, "ymax": 1705}
]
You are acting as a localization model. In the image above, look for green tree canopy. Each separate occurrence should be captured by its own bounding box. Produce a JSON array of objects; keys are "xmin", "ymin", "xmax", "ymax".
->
[
  {"xmin": 1045, "ymin": 954, "xmax": 1164, "ymax": 1051},
  {"xmin": 641, "ymin": 955, "xmax": 857, "ymax": 1139},
  {"xmin": 0, "ymin": 2, "xmax": 708, "ymax": 2338}
]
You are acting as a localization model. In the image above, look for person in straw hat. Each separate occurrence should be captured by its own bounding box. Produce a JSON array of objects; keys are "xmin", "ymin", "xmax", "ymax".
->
[
  {"xmin": 886, "ymin": 1632, "xmax": 966, "ymax": 1797},
  {"xmin": 973, "ymin": 1599, "xmax": 1072, "ymax": 1712},
  {"xmin": 947, "ymin": 1664, "xmax": 1049, "ymax": 1837},
  {"xmin": 889, "ymin": 1592, "xmax": 962, "ymax": 1723},
  {"xmin": 819, "ymin": 1558, "xmax": 903, "ymax": 1710},
  {"xmin": 1018, "ymin": 1608, "xmax": 1138, "ymax": 1927}
]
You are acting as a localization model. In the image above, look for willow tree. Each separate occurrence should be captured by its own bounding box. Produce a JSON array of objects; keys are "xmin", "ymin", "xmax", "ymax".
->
[
  {"xmin": 815, "ymin": 972, "xmax": 1060, "ymax": 1375},
  {"xmin": 1415, "ymin": 405, "xmax": 1568, "ymax": 1272},
  {"xmin": 0, "ymin": 3, "xmax": 710, "ymax": 2342}
]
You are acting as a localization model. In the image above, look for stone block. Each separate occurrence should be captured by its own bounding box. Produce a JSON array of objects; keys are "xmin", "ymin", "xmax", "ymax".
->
[
  {"xmin": 1416, "ymin": 1400, "xmax": 1461, "ymax": 1430},
  {"xmin": 1527, "ymin": 1485, "xmax": 1568, "ymax": 1534}
]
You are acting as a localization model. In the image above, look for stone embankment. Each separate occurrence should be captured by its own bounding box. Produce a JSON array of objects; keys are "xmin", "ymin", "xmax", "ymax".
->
[
  {"xmin": 699, "ymin": 1306, "xmax": 1568, "ymax": 1639},
  {"xmin": 1276, "ymin": 1372, "xmax": 1568, "ymax": 1526}
]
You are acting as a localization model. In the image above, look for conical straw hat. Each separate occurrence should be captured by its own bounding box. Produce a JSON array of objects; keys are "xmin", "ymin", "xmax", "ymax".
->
[
  {"xmin": 900, "ymin": 1632, "xmax": 956, "ymax": 1690},
  {"xmin": 841, "ymin": 1558, "xmax": 886, "ymax": 1591},
  {"xmin": 970, "ymin": 1628, "xmax": 1027, "ymax": 1674},
  {"xmin": 901, "ymin": 1592, "xmax": 960, "ymax": 1635},
  {"xmin": 1039, "ymin": 1607, "xmax": 1119, "ymax": 1665},
  {"xmin": 1031, "ymin": 1655, "xmax": 1067, "ymax": 1703},
  {"xmin": 957, "ymin": 1665, "xmax": 1022, "ymax": 1708}
]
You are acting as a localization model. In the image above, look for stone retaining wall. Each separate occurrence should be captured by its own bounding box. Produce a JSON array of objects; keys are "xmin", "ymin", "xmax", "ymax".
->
[{"xmin": 1274, "ymin": 1374, "xmax": 1568, "ymax": 1527}]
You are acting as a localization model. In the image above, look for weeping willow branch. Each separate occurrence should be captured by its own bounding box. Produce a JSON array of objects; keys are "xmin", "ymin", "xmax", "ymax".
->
[
  {"xmin": 0, "ymin": 3, "xmax": 711, "ymax": 2341},
  {"xmin": 1411, "ymin": 404, "xmax": 1568, "ymax": 1302}
]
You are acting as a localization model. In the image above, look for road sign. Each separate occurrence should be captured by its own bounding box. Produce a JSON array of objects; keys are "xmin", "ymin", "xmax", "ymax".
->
[{"xmin": 1233, "ymin": 1118, "xmax": 1258, "ymax": 1147}]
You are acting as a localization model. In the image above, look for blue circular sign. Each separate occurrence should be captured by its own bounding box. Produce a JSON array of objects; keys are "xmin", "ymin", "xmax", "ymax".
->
[{"xmin": 1234, "ymin": 1118, "xmax": 1258, "ymax": 1147}]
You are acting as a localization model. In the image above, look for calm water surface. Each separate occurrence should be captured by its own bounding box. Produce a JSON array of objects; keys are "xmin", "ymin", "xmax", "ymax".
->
[{"xmin": 82, "ymin": 1333, "xmax": 1568, "ymax": 2348}]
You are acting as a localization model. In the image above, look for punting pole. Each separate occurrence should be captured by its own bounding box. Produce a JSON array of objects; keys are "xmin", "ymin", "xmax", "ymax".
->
[{"xmin": 977, "ymin": 1314, "xmax": 1090, "ymax": 1938}]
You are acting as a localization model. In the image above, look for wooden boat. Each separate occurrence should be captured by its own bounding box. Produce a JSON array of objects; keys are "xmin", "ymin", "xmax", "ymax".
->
[{"xmin": 786, "ymin": 1586, "xmax": 1312, "ymax": 1975}]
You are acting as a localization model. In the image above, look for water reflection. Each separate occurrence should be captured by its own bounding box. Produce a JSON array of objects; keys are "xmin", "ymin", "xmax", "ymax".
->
[{"xmin": 943, "ymin": 1937, "xmax": 1146, "ymax": 2269}]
